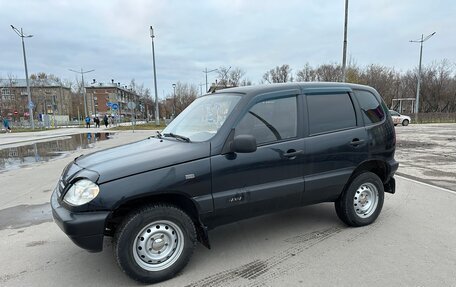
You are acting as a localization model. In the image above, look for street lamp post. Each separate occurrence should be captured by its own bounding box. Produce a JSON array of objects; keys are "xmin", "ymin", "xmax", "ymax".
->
[
  {"xmin": 150, "ymin": 26, "xmax": 160, "ymax": 126},
  {"xmin": 11, "ymin": 25, "xmax": 34, "ymax": 129},
  {"xmin": 69, "ymin": 68, "xmax": 94, "ymax": 118},
  {"xmin": 410, "ymin": 32, "xmax": 436, "ymax": 118},
  {"xmin": 341, "ymin": 0, "xmax": 349, "ymax": 82},
  {"xmin": 172, "ymin": 83, "xmax": 176, "ymax": 117},
  {"xmin": 203, "ymin": 68, "xmax": 218, "ymax": 93}
]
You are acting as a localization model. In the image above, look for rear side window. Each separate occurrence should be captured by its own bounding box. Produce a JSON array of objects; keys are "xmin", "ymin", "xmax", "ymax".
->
[
  {"xmin": 307, "ymin": 93, "xmax": 356, "ymax": 135},
  {"xmin": 235, "ymin": 96, "xmax": 297, "ymax": 145},
  {"xmin": 354, "ymin": 90, "xmax": 385, "ymax": 124}
]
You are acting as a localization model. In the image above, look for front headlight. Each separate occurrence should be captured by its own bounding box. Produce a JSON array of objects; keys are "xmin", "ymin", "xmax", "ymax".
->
[{"xmin": 63, "ymin": 179, "xmax": 100, "ymax": 206}]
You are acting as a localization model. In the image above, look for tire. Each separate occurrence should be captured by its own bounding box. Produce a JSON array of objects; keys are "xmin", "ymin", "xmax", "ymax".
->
[
  {"xmin": 402, "ymin": 119, "xmax": 409, "ymax": 126},
  {"xmin": 335, "ymin": 172, "xmax": 384, "ymax": 227},
  {"xmin": 113, "ymin": 204, "xmax": 197, "ymax": 283}
]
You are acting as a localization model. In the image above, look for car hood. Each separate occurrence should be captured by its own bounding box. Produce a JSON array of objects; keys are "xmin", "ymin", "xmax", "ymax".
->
[{"xmin": 73, "ymin": 137, "xmax": 210, "ymax": 183}]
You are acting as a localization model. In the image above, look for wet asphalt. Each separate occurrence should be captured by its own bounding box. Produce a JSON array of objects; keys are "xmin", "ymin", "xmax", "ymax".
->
[{"xmin": 0, "ymin": 126, "xmax": 455, "ymax": 286}]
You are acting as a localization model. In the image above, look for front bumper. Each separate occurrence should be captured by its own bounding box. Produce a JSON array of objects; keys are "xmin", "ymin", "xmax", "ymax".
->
[{"xmin": 51, "ymin": 188, "xmax": 110, "ymax": 252}]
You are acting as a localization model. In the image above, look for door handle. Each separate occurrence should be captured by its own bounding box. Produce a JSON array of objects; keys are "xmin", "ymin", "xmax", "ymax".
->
[
  {"xmin": 350, "ymin": 138, "xmax": 365, "ymax": 146},
  {"xmin": 283, "ymin": 149, "xmax": 303, "ymax": 158}
]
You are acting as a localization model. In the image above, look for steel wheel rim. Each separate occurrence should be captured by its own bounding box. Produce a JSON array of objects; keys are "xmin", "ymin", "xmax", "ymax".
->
[
  {"xmin": 353, "ymin": 182, "xmax": 379, "ymax": 218},
  {"xmin": 132, "ymin": 220, "xmax": 184, "ymax": 271}
]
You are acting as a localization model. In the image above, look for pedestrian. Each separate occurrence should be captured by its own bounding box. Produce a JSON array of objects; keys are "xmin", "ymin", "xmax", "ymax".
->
[
  {"xmin": 2, "ymin": 117, "xmax": 12, "ymax": 133},
  {"xmin": 94, "ymin": 116, "xmax": 100, "ymax": 128},
  {"xmin": 103, "ymin": 114, "xmax": 109, "ymax": 128},
  {"xmin": 85, "ymin": 116, "xmax": 91, "ymax": 128}
]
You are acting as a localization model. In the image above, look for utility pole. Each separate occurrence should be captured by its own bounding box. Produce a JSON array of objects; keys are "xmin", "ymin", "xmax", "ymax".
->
[
  {"xmin": 11, "ymin": 25, "xmax": 34, "ymax": 129},
  {"xmin": 203, "ymin": 68, "xmax": 218, "ymax": 93},
  {"xmin": 69, "ymin": 68, "xmax": 94, "ymax": 118},
  {"xmin": 172, "ymin": 83, "xmax": 176, "ymax": 117},
  {"xmin": 410, "ymin": 32, "xmax": 436, "ymax": 119},
  {"xmin": 150, "ymin": 26, "xmax": 160, "ymax": 126},
  {"xmin": 341, "ymin": 0, "xmax": 349, "ymax": 82}
]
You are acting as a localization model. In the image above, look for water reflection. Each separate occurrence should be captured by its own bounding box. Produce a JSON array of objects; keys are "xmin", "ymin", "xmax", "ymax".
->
[{"xmin": 0, "ymin": 133, "xmax": 113, "ymax": 172}]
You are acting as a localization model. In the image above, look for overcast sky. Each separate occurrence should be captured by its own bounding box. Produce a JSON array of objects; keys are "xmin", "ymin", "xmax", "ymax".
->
[{"xmin": 1, "ymin": 0, "xmax": 454, "ymax": 98}]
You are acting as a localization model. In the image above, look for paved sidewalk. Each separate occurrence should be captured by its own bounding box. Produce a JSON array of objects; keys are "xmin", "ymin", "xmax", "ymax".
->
[{"xmin": 0, "ymin": 121, "xmax": 149, "ymax": 147}]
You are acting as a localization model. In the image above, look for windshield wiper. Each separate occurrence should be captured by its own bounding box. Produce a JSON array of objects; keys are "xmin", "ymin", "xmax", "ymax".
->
[
  {"xmin": 163, "ymin": 132, "xmax": 191, "ymax": 142},
  {"xmin": 155, "ymin": 131, "xmax": 163, "ymax": 139}
]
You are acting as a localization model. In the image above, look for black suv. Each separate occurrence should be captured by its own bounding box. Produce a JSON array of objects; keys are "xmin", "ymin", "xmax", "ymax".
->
[{"xmin": 51, "ymin": 82, "xmax": 398, "ymax": 283}]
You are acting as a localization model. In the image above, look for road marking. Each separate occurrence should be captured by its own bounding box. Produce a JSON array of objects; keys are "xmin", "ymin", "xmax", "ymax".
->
[{"xmin": 396, "ymin": 175, "xmax": 456, "ymax": 196}]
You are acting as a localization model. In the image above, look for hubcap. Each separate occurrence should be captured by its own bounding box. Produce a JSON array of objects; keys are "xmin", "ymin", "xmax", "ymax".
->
[
  {"xmin": 133, "ymin": 220, "xmax": 184, "ymax": 271},
  {"xmin": 353, "ymin": 183, "xmax": 379, "ymax": 218}
]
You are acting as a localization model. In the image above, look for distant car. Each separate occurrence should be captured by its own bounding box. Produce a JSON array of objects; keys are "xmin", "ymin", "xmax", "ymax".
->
[{"xmin": 389, "ymin": 110, "xmax": 411, "ymax": 126}]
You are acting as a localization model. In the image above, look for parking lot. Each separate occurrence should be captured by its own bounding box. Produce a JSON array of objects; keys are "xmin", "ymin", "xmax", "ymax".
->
[
  {"xmin": 0, "ymin": 124, "xmax": 455, "ymax": 286},
  {"xmin": 395, "ymin": 123, "xmax": 456, "ymax": 191}
]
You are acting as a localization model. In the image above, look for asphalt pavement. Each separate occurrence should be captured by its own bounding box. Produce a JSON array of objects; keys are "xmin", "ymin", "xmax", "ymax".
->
[{"xmin": 0, "ymin": 127, "xmax": 455, "ymax": 286}]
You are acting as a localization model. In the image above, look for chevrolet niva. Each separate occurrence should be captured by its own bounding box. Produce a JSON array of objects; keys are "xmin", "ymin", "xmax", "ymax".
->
[{"xmin": 51, "ymin": 82, "xmax": 398, "ymax": 283}]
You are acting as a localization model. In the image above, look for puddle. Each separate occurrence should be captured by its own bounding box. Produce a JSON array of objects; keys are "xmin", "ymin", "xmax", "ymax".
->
[
  {"xmin": 0, "ymin": 203, "xmax": 52, "ymax": 230},
  {"xmin": 0, "ymin": 133, "xmax": 113, "ymax": 172}
]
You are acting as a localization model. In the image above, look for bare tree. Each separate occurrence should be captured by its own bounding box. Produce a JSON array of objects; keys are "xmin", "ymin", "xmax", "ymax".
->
[
  {"xmin": 296, "ymin": 63, "xmax": 317, "ymax": 82},
  {"xmin": 315, "ymin": 64, "xmax": 342, "ymax": 82},
  {"xmin": 240, "ymin": 78, "xmax": 253, "ymax": 86},
  {"xmin": 262, "ymin": 64, "xmax": 293, "ymax": 83},
  {"xmin": 216, "ymin": 67, "xmax": 246, "ymax": 87},
  {"xmin": 174, "ymin": 82, "xmax": 198, "ymax": 114},
  {"xmin": 216, "ymin": 67, "xmax": 231, "ymax": 87},
  {"xmin": 159, "ymin": 82, "xmax": 198, "ymax": 118},
  {"xmin": 228, "ymin": 67, "xmax": 245, "ymax": 86}
]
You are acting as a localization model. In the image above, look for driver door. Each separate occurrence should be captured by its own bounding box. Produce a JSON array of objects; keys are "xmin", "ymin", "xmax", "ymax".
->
[{"xmin": 210, "ymin": 95, "xmax": 305, "ymax": 225}]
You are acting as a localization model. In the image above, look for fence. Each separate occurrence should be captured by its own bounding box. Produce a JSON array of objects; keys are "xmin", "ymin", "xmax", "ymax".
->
[{"xmin": 411, "ymin": 113, "xmax": 456, "ymax": 124}]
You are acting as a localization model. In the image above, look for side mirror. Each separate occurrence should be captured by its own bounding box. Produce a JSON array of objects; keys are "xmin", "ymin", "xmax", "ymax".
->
[{"xmin": 232, "ymin": 135, "xmax": 257, "ymax": 153}]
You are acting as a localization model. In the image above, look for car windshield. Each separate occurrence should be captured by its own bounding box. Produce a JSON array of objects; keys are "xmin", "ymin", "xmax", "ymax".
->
[{"xmin": 162, "ymin": 94, "xmax": 241, "ymax": 142}]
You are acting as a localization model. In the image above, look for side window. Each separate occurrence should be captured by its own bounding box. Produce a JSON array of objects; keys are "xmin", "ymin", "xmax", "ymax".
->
[
  {"xmin": 390, "ymin": 111, "xmax": 399, "ymax": 116},
  {"xmin": 307, "ymin": 93, "xmax": 356, "ymax": 135},
  {"xmin": 235, "ymin": 96, "xmax": 297, "ymax": 145},
  {"xmin": 354, "ymin": 90, "xmax": 385, "ymax": 124}
]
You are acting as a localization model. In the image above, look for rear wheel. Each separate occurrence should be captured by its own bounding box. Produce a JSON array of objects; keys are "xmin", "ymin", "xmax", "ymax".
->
[
  {"xmin": 335, "ymin": 172, "xmax": 384, "ymax": 227},
  {"xmin": 114, "ymin": 204, "xmax": 196, "ymax": 283},
  {"xmin": 402, "ymin": 119, "xmax": 409, "ymax": 126}
]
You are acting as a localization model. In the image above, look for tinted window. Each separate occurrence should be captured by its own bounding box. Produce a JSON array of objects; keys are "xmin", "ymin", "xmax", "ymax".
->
[
  {"xmin": 390, "ymin": 110, "xmax": 400, "ymax": 116},
  {"xmin": 354, "ymin": 90, "xmax": 385, "ymax": 124},
  {"xmin": 307, "ymin": 93, "xmax": 356, "ymax": 134},
  {"xmin": 235, "ymin": 96, "xmax": 297, "ymax": 145}
]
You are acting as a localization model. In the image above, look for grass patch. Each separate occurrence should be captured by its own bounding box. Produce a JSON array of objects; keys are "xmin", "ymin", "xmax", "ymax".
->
[{"xmin": 108, "ymin": 123, "xmax": 166, "ymax": 131}]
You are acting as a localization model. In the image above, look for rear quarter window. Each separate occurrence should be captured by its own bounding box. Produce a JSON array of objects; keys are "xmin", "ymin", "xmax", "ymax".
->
[{"xmin": 353, "ymin": 90, "xmax": 385, "ymax": 125}]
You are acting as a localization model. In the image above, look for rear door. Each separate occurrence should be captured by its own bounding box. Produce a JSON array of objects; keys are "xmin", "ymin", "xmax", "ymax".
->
[
  {"xmin": 302, "ymin": 89, "xmax": 368, "ymax": 204},
  {"xmin": 210, "ymin": 92, "xmax": 305, "ymax": 225}
]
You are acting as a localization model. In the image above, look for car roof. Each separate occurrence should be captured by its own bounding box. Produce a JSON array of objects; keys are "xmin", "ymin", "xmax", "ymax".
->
[{"xmin": 210, "ymin": 82, "xmax": 379, "ymax": 99}]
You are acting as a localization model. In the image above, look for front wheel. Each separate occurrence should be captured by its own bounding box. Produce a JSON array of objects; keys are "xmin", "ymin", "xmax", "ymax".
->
[
  {"xmin": 402, "ymin": 119, "xmax": 409, "ymax": 126},
  {"xmin": 114, "ymin": 204, "xmax": 196, "ymax": 283},
  {"xmin": 335, "ymin": 172, "xmax": 384, "ymax": 227}
]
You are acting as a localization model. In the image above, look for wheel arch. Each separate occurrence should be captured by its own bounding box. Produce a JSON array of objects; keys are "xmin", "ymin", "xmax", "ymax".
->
[
  {"xmin": 339, "ymin": 160, "xmax": 389, "ymax": 199},
  {"xmin": 106, "ymin": 193, "xmax": 211, "ymax": 249},
  {"xmin": 351, "ymin": 160, "xmax": 387, "ymax": 182}
]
